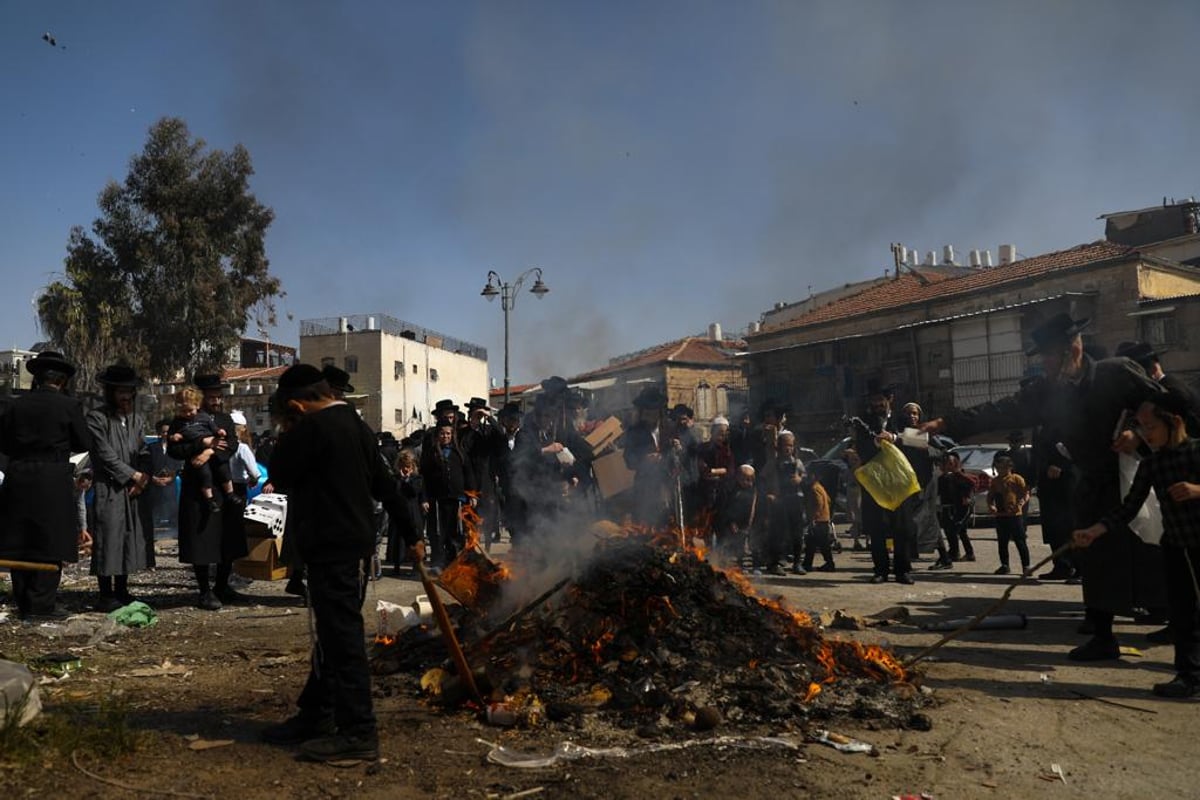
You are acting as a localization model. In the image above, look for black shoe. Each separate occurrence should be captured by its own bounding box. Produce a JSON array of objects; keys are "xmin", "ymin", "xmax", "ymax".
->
[
  {"xmin": 299, "ymin": 732, "xmax": 379, "ymax": 763},
  {"xmin": 1152, "ymin": 674, "xmax": 1200, "ymax": 698},
  {"xmin": 790, "ymin": 564, "xmax": 807, "ymax": 575},
  {"xmin": 116, "ymin": 591, "xmax": 138, "ymax": 606},
  {"xmin": 818, "ymin": 562, "xmax": 836, "ymax": 572},
  {"xmin": 928, "ymin": 560, "xmax": 953, "ymax": 571},
  {"xmin": 869, "ymin": 575, "xmax": 887, "ymax": 584},
  {"xmin": 1038, "ymin": 568, "xmax": 1073, "ymax": 581},
  {"xmin": 1132, "ymin": 608, "xmax": 1168, "ymax": 625},
  {"xmin": 226, "ymin": 493, "xmax": 246, "ymax": 508},
  {"xmin": 961, "ymin": 553, "xmax": 976, "ymax": 562},
  {"xmin": 262, "ymin": 714, "xmax": 337, "ymax": 746},
  {"xmin": 22, "ymin": 604, "xmax": 70, "ymax": 622},
  {"xmin": 896, "ymin": 573, "xmax": 915, "ymax": 585},
  {"xmin": 1146, "ymin": 626, "xmax": 1174, "ymax": 645},
  {"xmin": 1065, "ymin": 572, "xmax": 1082, "ymax": 585},
  {"xmin": 853, "ymin": 542, "xmax": 866, "ymax": 552},
  {"xmin": 993, "ymin": 565, "xmax": 1011, "ymax": 576},
  {"xmin": 214, "ymin": 586, "xmax": 250, "ymax": 605},
  {"xmin": 96, "ymin": 595, "xmax": 124, "ymax": 613},
  {"xmin": 1067, "ymin": 636, "xmax": 1120, "ymax": 662},
  {"xmin": 1077, "ymin": 619, "xmax": 1096, "ymax": 635},
  {"xmin": 196, "ymin": 591, "xmax": 222, "ymax": 611},
  {"xmin": 767, "ymin": 564, "xmax": 787, "ymax": 577},
  {"xmin": 284, "ymin": 576, "xmax": 307, "ymax": 596}
]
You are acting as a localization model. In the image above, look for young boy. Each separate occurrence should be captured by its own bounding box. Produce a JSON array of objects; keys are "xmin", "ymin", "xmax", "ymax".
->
[
  {"xmin": 717, "ymin": 465, "xmax": 757, "ymax": 568},
  {"xmin": 169, "ymin": 387, "xmax": 238, "ymax": 512},
  {"xmin": 988, "ymin": 454, "xmax": 1031, "ymax": 575},
  {"xmin": 933, "ymin": 451, "xmax": 976, "ymax": 568},
  {"xmin": 262, "ymin": 364, "xmax": 423, "ymax": 762},
  {"xmin": 386, "ymin": 448, "xmax": 426, "ymax": 575},
  {"xmin": 1075, "ymin": 394, "xmax": 1200, "ymax": 697},
  {"xmin": 802, "ymin": 472, "xmax": 835, "ymax": 572}
]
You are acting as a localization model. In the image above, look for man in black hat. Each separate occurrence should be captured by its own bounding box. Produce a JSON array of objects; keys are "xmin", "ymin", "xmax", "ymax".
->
[
  {"xmin": 625, "ymin": 385, "xmax": 671, "ymax": 525},
  {"xmin": 668, "ymin": 403, "xmax": 701, "ymax": 526},
  {"xmin": 512, "ymin": 393, "xmax": 581, "ymax": 548},
  {"xmin": 262, "ymin": 363, "xmax": 423, "ymax": 762},
  {"xmin": 169, "ymin": 373, "xmax": 247, "ymax": 610},
  {"xmin": 0, "ymin": 351, "xmax": 92, "ymax": 619},
  {"xmin": 87, "ymin": 364, "xmax": 154, "ymax": 612},
  {"xmin": 926, "ymin": 311, "xmax": 1167, "ymax": 660},
  {"xmin": 420, "ymin": 419, "xmax": 476, "ymax": 571},
  {"xmin": 1116, "ymin": 341, "xmax": 1200, "ymax": 437},
  {"xmin": 494, "ymin": 401, "xmax": 525, "ymax": 541},
  {"xmin": 321, "ymin": 365, "xmax": 355, "ymax": 400},
  {"xmin": 850, "ymin": 378, "xmax": 917, "ymax": 584},
  {"xmin": 461, "ymin": 397, "xmax": 502, "ymax": 544}
]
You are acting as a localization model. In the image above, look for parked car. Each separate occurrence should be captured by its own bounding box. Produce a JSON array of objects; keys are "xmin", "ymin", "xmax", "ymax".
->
[{"xmin": 950, "ymin": 443, "xmax": 1040, "ymax": 525}]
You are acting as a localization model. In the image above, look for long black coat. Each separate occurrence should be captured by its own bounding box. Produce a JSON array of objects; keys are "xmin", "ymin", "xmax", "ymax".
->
[
  {"xmin": 168, "ymin": 409, "xmax": 247, "ymax": 565},
  {"xmin": 0, "ymin": 387, "xmax": 92, "ymax": 562},
  {"xmin": 945, "ymin": 356, "xmax": 1166, "ymax": 614}
]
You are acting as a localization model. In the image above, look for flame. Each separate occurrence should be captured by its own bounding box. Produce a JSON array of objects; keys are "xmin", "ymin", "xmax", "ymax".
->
[
  {"xmin": 588, "ymin": 624, "xmax": 616, "ymax": 664},
  {"xmin": 375, "ymin": 633, "xmax": 396, "ymax": 646},
  {"xmin": 803, "ymin": 682, "xmax": 822, "ymax": 703}
]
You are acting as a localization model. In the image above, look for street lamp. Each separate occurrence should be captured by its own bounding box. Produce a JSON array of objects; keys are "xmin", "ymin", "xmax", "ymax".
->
[{"xmin": 480, "ymin": 268, "xmax": 550, "ymax": 404}]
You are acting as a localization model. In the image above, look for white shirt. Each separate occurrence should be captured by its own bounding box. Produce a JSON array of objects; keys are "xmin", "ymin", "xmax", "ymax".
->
[{"xmin": 231, "ymin": 442, "xmax": 261, "ymax": 485}]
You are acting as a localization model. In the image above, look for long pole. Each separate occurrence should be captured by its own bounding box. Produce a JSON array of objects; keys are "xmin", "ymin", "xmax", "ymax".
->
[{"xmin": 503, "ymin": 284, "xmax": 511, "ymax": 405}]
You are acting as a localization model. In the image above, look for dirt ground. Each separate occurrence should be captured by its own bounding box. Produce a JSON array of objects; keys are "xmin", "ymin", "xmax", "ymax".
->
[{"xmin": 0, "ymin": 526, "xmax": 1193, "ymax": 800}]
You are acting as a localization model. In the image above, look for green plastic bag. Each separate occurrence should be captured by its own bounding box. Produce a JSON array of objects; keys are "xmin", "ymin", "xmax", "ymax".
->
[
  {"xmin": 854, "ymin": 440, "xmax": 920, "ymax": 511},
  {"xmin": 107, "ymin": 600, "xmax": 157, "ymax": 628}
]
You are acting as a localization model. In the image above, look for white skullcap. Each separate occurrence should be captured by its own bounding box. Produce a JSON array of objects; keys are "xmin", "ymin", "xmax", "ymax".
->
[
  {"xmin": 230, "ymin": 410, "xmax": 248, "ymax": 426},
  {"xmin": 711, "ymin": 416, "xmax": 729, "ymax": 427}
]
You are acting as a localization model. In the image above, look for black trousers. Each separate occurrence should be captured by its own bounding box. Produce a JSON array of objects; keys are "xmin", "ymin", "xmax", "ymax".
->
[
  {"xmin": 940, "ymin": 508, "xmax": 974, "ymax": 558},
  {"xmin": 297, "ymin": 559, "xmax": 375, "ymax": 736},
  {"xmin": 1163, "ymin": 543, "xmax": 1200, "ymax": 677},
  {"xmin": 864, "ymin": 495, "xmax": 914, "ymax": 578},
  {"xmin": 427, "ymin": 499, "xmax": 463, "ymax": 568},
  {"xmin": 996, "ymin": 516, "xmax": 1030, "ymax": 568},
  {"xmin": 10, "ymin": 566, "xmax": 62, "ymax": 615},
  {"xmin": 803, "ymin": 522, "xmax": 833, "ymax": 569}
]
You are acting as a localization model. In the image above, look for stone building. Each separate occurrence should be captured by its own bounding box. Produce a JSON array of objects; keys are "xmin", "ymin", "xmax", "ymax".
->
[
  {"xmin": 299, "ymin": 314, "xmax": 488, "ymax": 438},
  {"xmin": 745, "ymin": 238, "xmax": 1200, "ymax": 449},
  {"xmin": 566, "ymin": 325, "xmax": 749, "ymax": 428}
]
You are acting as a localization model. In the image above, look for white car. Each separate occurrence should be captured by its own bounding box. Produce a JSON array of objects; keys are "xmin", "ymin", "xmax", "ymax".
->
[{"xmin": 950, "ymin": 443, "xmax": 1040, "ymax": 525}]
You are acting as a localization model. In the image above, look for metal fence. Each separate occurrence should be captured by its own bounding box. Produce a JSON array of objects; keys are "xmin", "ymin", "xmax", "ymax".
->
[{"xmin": 299, "ymin": 314, "xmax": 487, "ymax": 361}]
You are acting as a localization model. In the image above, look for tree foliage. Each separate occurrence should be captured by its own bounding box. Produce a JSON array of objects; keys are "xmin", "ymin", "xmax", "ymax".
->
[{"xmin": 38, "ymin": 117, "xmax": 281, "ymax": 390}]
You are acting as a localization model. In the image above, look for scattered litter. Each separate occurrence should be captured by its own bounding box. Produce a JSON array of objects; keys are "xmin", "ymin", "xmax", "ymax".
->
[
  {"xmin": 0, "ymin": 659, "xmax": 42, "ymax": 726},
  {"xmin": 1051, "ymin": 763, "xmax": 1067, "ymax": 784},
  {"xmin": 481, "ymin": 735, "xmax": 802, "ymax": 768},
  {"xmin": 1039, "ymin": 673, "xmax": 1052, "ymax": 684},
  {"xmin": 807, "ymin": 729, "xmax": 877, "ymax": 755},
  {"xmin": 892, "ymin": 794, "xmax": 935, "ymax": 800},
  {"xmin": 187, "ymin": 737, "xmax": 235, "ymax": 751},
  {"xmin": 109, "ymin": 601, "xmax": 157, "ymax": 628},
  {"xmin": 820, "ymin": 605, "xmax": 912, "ymax": 631},
  {"xmin": 1118, "ymin": 646, "xmax": 1144, "ymax": 658},
  {"xmin": 31, "ymin": 652, "xmax": 82, "ymax": 678},
  {"xmin": 120, "ymin": 659, "xmax": 191, "ymax": 678},
  {"xmin": 921, "ymin": 613, "xmax": 1026, "ymax": 632}
]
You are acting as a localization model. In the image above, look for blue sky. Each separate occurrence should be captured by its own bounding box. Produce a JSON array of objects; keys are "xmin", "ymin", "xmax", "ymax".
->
[{"xmin": 3, "ymin": 1, "xmax": 1199, "ymax": 385}]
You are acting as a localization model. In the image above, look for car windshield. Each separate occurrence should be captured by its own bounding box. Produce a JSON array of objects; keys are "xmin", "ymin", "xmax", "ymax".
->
[{"xmin": 956, "ymin": 446, "xmax": 1005, "ymax": 471}]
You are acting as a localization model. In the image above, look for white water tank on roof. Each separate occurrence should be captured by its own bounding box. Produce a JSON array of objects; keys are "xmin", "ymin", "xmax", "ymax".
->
[
  {"xmin": 969, "ymin": 249, "xmax": 981, "ymax": 268},
  {"xmin": 982, "ymin": 249, "xmax": 994, "ymax": 267},
  {"xmin": 942, "ymin": 245, "xmax": 955, "ymax": 265},
  {"xmin": 708, "ymin": 322, "xmax": 723, "ymax": 341},
  {"xmin": 999, "ymin": 244, "xmax": 1017, "ymax": 265},
  {"xmin": 925, "ymin": 250, "xmax": 936, "ymax": 266}
]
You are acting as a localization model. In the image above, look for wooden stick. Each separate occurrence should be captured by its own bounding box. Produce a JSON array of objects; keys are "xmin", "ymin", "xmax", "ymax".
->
[
  {"xmin": 0, "ymin": 559, "xmax": 60, "ymax": 572},
  {"xmin": 415, "ymin": 562, "xmax": 485, "ymax": 707},
  {"xmin": 902, "ymin": 542, "xmax": 1075, "ymax": 669}
]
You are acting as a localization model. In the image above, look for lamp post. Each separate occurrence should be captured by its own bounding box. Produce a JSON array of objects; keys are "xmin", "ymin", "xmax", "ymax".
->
[{"xmin": 480, "ymin": 268, "xmax": 550, "ymax": 404}]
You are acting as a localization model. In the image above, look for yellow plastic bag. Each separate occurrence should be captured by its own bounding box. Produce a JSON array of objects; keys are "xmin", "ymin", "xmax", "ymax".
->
[{"xmin": 854, "ymin": 440, "xmax": 920, "ymax": 511}]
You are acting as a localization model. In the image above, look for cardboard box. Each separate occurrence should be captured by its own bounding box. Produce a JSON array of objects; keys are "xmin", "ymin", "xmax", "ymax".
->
[
  {"xmin": 592, "ymin": 449, "xmax": 636, "ymax": 499},
  {"xmin": 233, "ymin": 534, "xmax": 290, "ymax": 581},
  {"xmin": 583, "ymin": 416, "xmax": 624, "ymax": 456}
]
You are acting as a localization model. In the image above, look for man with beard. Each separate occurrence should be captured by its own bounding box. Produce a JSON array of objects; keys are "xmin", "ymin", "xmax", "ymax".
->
[
  {"xmin": 87, "ymin": 365, "xmax": 153, "ymax": 612},
  {"xmin": 494, "ymin": 402, "xmax": 525, "ymax": 542},
  {"xmin": 698, "ymin": 416, "xmax": 735, "ymax": 529},
  {"xmin": 461, "ymin": 397, "xmax": 502, "ymax": 544},
  {"xmin": 169, "ymin": 373, "xmax": 247, "ymax": 610},
  {"xmin": 624, "ymin": 385, "xmax": 672, "ymax": 526},
  {"xmin": 924, "ymin": 313, "xmax": 1166, "ymax": 660},
  {"xmin": 851, "ymin": 379, "xmax": 917, "ymax": 585},
  {"xmin": 0, "ymin": 351, "xmax": 92, "ymax": 619}
]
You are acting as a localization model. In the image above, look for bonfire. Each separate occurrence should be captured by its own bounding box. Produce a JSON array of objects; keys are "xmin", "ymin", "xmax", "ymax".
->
[{"xmin": 373, "ymin": 507, "xmax": 927, "ymax": 734}]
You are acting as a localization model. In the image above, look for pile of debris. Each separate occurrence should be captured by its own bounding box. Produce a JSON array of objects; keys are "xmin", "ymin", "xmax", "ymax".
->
[{"xmin": 374, "ymin": 529, "xmax": 926, "ymax": 733}]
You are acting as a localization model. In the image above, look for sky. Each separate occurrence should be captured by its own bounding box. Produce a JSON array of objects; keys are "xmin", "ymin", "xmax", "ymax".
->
[{"xmin": 3, "ymin": 1, "xmax": 1200, "ymax": 386}]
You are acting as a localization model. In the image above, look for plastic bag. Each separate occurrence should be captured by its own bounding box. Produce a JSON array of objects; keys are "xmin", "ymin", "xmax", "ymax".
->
[
  {"xmin": 0, "ymin": 660, "xmax": 42, "ymax": 727},
  {"xmin": 854, "ymin": 440, "xmax": 920, "ymax": 511},
  {"xmin": 1118, "ymin": 452, "xmax": 1162, "ymax": 545}
]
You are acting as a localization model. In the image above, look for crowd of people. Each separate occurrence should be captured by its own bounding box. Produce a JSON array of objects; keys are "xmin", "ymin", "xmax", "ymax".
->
[{"xmin": 3, "ymin": 309, "xmax": 1200, "ymax": 762}]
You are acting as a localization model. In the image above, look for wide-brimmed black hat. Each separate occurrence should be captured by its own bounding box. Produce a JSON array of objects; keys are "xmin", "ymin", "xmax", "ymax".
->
[
  {"xmin": 321, "ymin": 364, "xmax": 355, "ymax": 393},
  {"xmin": 433, "ymin": 398, "xmax": 460, "ymax": 415},
  {"xmin": 498, "ymin": 401, "xmax": 523, "ymax": 419},
  {"xmin": 1115, "ymin": 341, "xmax": 1165, "ymax": 368},
  {"xmin": 467, "ymin": 397, "xmax": 489, "ymax": 411},
  {"xmin": 670, "ymin": 403, "xmax": 694, "ymax": 420},
  {"xmin": 96, "ymin": 364, "xmax": 141, "ymax": 388},
  {"xmin": 25, "ymin": 350, "xmax": 76, "ymax": 378},
  {"xmin": 193, "ymin": 373, "xmax": 230, "ymax": 391},
  {"xmin": 540, "ymin": 376, "xmax": 569, "ymax": 398},
  {"xmin": 565, "ymin": 390, "xmax": 588, "ymax": 410},
  {"xmin": 278, "ymin": 364, "xmax": 324, "ymax": 390},
  {"xmin": 632, "ymin": 385, "xmax": 667, "ymax": 410},
  {"xmin": 1147, "ymin": 389, "xmax": 1193, "ymax": 418},
  {"xmin": 862, "ymin": 378, "xmax": 897, "ymax": 399},
  {"xmin": 1026, "ymin": 313, "xmax": 1089, "ymax": 356}
]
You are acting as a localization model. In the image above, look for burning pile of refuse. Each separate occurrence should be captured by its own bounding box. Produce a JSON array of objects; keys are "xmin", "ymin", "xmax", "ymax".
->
[{"xmin": 373, "ymin": 526, "xmax": 927, "ymax": 732}]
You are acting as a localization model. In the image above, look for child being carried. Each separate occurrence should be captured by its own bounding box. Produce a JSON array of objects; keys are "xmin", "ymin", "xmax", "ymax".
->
[{"xmin": 170, "ymin": 387, "xmax": 242, "ymax": 512}]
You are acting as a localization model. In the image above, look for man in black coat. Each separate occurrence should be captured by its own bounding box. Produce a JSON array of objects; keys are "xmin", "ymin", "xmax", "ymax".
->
[
  {"xmin": 169, "ymin": 373, "xmax": 247, "ymax": 610},
  {"xmin": 1116, "ymin": 342, "xmax": 1200, "ymax": 436},
  {"xmin": 461, "ymin": 397, "xmax": 502, "ymax": 543},
  {"xmin": 624, "ymin": 385, "xmax": 671, "ymax": 526},
  {"xmin": 420, "ymin": 420, "xmax": 475, "ymax": 570},
  {"xmin": 926, "ymin": 313, "xmax": 1166, "ymax": 661},
  {"xmin": 261, "ymin": 364, "xmax": 423, "ymax": 763},
  {"xmin": 147, "ymin": 418, "xmax": 182, "ymax": 530},
  {"xmin": 0, "ymin": 351, "xmax": 92, "ymax": 619}
]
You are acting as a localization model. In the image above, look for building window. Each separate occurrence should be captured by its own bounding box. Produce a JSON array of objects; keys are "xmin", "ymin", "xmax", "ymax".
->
[
  {"xmin": 395, "ymin": 409, "xmax": 404, "ymax": 424},
  {"xmin": 429, "ymin": 368, "xmax": 439, "ymax": 382},
  {"xmin": 394, "ymin": 360, "xmax": 404, "ymax": 380},
  {"xmin": 344, "ymin": 355, "xmax": 358, "ymax": 373},
  {"xmin": 694, "ymin": 381, "xmax": 713, "ymax": 420},
  {"xmin": 412, "ymin": 363, "xmax": 418, "ymax": 374},
  {"xmin": 320, "ymin": 356, "xmax": 335, "ymax": 368},
  {"xmin": 1139, "ymin": 315, "xmax": 1177, "ymax": 347}
]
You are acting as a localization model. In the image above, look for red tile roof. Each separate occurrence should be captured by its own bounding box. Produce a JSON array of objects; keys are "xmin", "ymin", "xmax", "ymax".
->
[
  {"xmin": 223, "ymin": 366, "xmax": 288, "ymax": 381},
  {"xmin": 752, "ymin": 240, "xmax": 1137, "ymax": 338},
  {"xmin": 489, "ymin": 383, "xmax": 538, "ymax": 398},
  {"xmin": 572, "ymin": 336, "xmax": 746, "ymax": 381}
]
